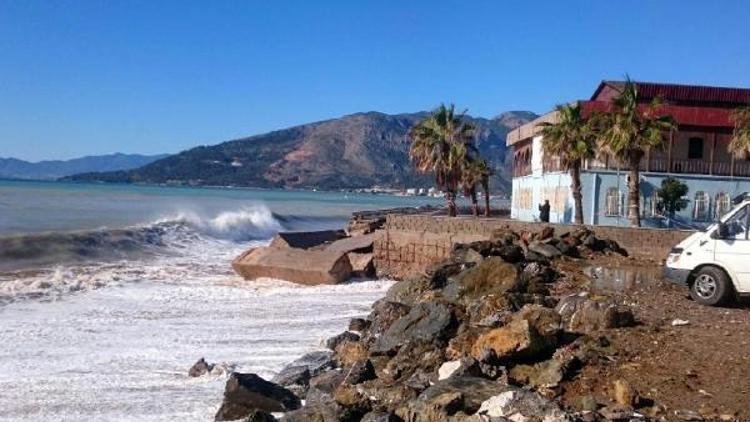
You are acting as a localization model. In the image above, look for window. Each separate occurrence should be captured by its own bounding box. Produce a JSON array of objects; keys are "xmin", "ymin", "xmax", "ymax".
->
[
  {"xmin": 693, "ymin": 191, "xmax": 710, "ymax": 222},
  {"xmin": 605, "ymin": 188, "xmax": 620, "ymax": 216},
  {"xmin": 723, "ymin": 205, "xmax": 749, "ymax": 240},
  {"xmin": 650, "ymin": 191, "xmax": 663, "ymax": 217},
  {"xmin": 688, "ymin": 137, "xmax": 704, "ymax": 159},
  {"xmin": 715, "ymin": 192, "xmax": 731, "ymax": 220}
]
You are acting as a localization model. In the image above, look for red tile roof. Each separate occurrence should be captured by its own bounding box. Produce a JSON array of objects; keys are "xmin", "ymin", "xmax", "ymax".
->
[
  {"xmin": 592, "ymin": 81, "xmax": 750, "ymax": 105},
  {"xmin": 581, "ymin": 100, "xmax": 735, "ymax": 128}
]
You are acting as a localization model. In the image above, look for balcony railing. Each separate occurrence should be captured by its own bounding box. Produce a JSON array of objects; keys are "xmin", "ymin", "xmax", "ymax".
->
[{"xmin": 586, "ymin": 158, "xmax": 750, "ymax": 177}]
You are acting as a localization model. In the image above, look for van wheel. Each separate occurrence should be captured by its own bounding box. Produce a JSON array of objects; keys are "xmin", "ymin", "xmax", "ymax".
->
[{"xmin": 690, "ymin": 266, "xmax": 733, "ymax": 306}]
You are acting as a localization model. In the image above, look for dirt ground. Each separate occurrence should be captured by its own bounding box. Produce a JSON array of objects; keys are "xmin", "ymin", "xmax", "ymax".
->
[{"xmin": 552, "ymin": 256, "xmax": 750, "ymax": 421}]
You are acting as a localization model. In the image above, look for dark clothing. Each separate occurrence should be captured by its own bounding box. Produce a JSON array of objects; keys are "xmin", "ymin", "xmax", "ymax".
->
[{"xmin": 539, "ymin": 203, "xmax": 551, "ymax": 222}]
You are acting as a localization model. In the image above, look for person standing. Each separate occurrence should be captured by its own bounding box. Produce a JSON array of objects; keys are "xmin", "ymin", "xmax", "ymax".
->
[{"xmin": 539, "ymin": 199, "xmax": 551, "ymax": 222}]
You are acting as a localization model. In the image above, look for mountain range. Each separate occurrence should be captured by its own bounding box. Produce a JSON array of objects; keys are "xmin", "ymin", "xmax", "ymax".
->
[
  {"xmin": 63, "ymin": 110, "xmax": 538, "ymax": 193},
  {"xmin": 0, "ymin": 153, "xmax": 169, "ymax": 181}
]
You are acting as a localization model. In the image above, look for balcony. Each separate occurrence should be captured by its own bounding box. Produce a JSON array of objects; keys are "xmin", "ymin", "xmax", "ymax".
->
[{"xmin": 585, "ymin": 157, "xmax": 750, "ymax": 178}]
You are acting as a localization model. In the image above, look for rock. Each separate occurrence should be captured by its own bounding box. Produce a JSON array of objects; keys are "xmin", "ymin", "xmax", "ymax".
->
[
  {"xmin": 368, "ymin": 300, "xmax": 411, "ymax": 335},
  {"xmin": 612, "ymin": 379, "xmax": 637, "ymax": 407},
  {"xmin": 446, "ymin": 329, "xmax": 482, "ymax": 360},
  {"xmin": 437, "ymin": 357, "xmax": 482, "ymax": 380},
  {"xmin": 343, "ymin": 359, "xmax": 376, "ymax": 385},
  {"xmin": 489, "ymin": 228, "xmax": 519, "ymax": 246},
  {"xmin": 348, "ymin": 252, "xmax": 375, "ymax": 276},
  {"xmin": 380, "ymin": 339, "xmax": 445, "ymax": 384},
  {"xmin": 280, "ymin": 403, "xmax": 343, "ymax": 422},
  {"xmin": 476, "ymin": 388, "xmax": 573, "ymax": 421},
  {"xmin": 672, "ymin": 319, "xmax": 690, "ymax": 326},
  {"xmin": 444, "ymin": 257, "xmax": 523, "ymax": 304},
  {"xmin": 333, "ymin": 383, "xmax": 371, "ymax": 413},
  {"xmin": 188, "ymin": 357, "xmax": 214, "ymax": 377},
  {"xmin": 371, "ymin": 302, "xmax": 456, "ymax": 354},
  {"xmin": 349, "ymin": 318, "xmax": 371, "ymax": 332},
  {"xmin": 521, "ymin": 262, "xmax": 557, "ymax": 284},
  {"xmin": 450, "ymin": 245, "xmax": 484, "ymax": 265},
  {"xmin": 325, "ymin": 233, "xmax": 375, "ymax": 253},
  {"xmin": 674, "ymin": 410, "xmax": 705, "ymax": 421},
  {"xmin": 269, "ymin": 230, "xmax": 345, "ymax": 249},
  {"xmin": 335, "ymin": 341, "xmax": 369, "ymax": 367},
  {"xmin": 528, "ymin": 241, "xmax": 562, "ymax": 259},
  {"xmin": 360, "ymin": 411, "xmax": 401, "ymax": 422},
  {"xmin": 326, "ymin": 331, "xmax": 360, "ymax": 350},
  {"xmin": 466, "ymin": 294, "xmax": 516, "ymax": 327},
  {"xmin": 215, "ymin": 373, "xmax": 301, "ymax": 421},
  {"xmin": 492, "ymin": 244, "xmax": 525, "ymax": 263},
  {"xmin": 471, "ymin": 317, "xmax": 548, "ymax": 361},
  {"xmin": 579, "ymin": 395, "xmax": 598, "ymax": 412},
  {"xmin": 232, "ymin": 247, "xmax": 352, "ymax": 285},
  {"xmin": 556, "ymin": 294, "xmax": 636, "ymax": 334},
  {"xmin": 516, "ymin": 304, "xmax": 562, "ymax": 339},
  {"xmin": 273, "ymin": 351, "xmax": 335, "ymax": 381},
  {"xmin": 241, "ymin": 410, "xmax": 277, "ymax": 422},
  {"xmin": 396, "ymin": 376, "xmax": 509, "ymax": 421},
  {"xmin": 539, "ymin": 226, "xmax": 555, "ymax": 240},
  {"xmin": 270, "ymin": 366, "xmax": 310, "ymax": 397},
  {"xmin": 509, "ymin": 358, "xmax": 567, "ymax": 389}
]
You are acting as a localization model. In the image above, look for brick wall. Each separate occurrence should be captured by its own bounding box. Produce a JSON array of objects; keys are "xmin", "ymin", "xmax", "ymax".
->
[{"xmin": 373, "ymin": 215, "xmax": 694, "ymax": 279}]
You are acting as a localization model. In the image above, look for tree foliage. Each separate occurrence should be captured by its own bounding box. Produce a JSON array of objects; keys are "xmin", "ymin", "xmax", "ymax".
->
[
  {"xmin": 728, "ymin": 106, "xmax": 750, "ymax": 159},
  {"xmin": 409, "ymin": 104, "xmax": 476, "ymax": 216},
  {"xmin": 595, "ymin": 77, "xmax": 676, "ymax": 226},
  {"xmin": 537, "ymin": 102, "xmax": 596, "ymax": 224},
  {"xmin": 657, "ymin": 176, "xmax": 689, "ymax": 218}
]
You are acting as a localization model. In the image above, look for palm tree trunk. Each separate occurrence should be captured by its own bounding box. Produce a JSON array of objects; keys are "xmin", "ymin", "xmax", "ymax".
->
[
  {"xmin": 627, "ymin": 155, "xmax": 642, "ymax": 227},
  {"xmin": 570, "ymin": 162, "xmax": 584, "ymax": 224},
  {"xmin": 470, "ymin": 189, "xmax": 479, "ymax": 217},
  {"xmin": 446, "ymin": 190, "xmax": 457, "ymax": 217},
  {"xmin": 482, "ymin": 178, "xmax": 490, "ymax": 217}
]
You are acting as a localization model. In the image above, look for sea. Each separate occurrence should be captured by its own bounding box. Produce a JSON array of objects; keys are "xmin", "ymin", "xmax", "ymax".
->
[{"xmin": 0, "ymin": 180, "xmax": 447, "ymax": 421}]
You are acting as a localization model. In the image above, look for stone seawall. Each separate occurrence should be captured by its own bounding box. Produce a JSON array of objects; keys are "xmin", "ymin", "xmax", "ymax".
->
[{"xmin": 373, "ymin": 215, "xmax": 694, "ymax": 279}]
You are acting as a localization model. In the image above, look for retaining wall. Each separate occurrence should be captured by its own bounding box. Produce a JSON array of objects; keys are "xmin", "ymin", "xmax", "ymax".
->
[{"xmin": 373, "ymin": 215, "xmax": 694, "ymax": 279}]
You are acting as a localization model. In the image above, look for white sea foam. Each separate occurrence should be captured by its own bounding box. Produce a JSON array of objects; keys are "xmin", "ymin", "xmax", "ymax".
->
[{"xmin": 0, "ymin": 201, "xmax": 391, "ymax": 421}]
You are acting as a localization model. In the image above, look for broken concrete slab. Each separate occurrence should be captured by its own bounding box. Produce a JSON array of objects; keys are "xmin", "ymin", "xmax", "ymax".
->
[
  {"xmin": 269, "ymin": 230, "xmax": 346, "ymax": 249},
  {"xmin": 325, "ymin": 233, "xmax": 375, "ymax": 254},
  {"xmin": 232, "ymin": 247, "xmax": 352, "ymax": 285}
]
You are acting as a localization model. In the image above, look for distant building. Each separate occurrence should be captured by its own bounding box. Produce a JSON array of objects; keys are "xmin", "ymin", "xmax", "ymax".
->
[
  {"xmin": 405, "ymin": 188, "xmax": 418, "ymax": 196},
  {"xmin": 507, "ymin": 81, "xmax": 750, "ymax": 228}
]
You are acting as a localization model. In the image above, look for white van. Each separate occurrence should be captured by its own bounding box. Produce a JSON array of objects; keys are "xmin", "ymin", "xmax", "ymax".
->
[{"xmin": 664, "ymin": 196, "xmax": 750, "ymax": 306}]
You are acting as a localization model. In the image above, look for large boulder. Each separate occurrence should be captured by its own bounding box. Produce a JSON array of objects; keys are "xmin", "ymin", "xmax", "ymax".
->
[
  {"xmin": 215, "ymin": 373, "xmax": 301, "ymax": 421},
  {"xmin": 348, "ymin": 252, "xmax": 374, "ymax": 277},
  {"xmin": 475, "ymin": 387, "xmax": 573, "ymax": 421},
  {"xmin": 367, "ymin": 300, "xmax": 411, "ymax": 336},
  {"xmin": 555, "ymin": 294, "xmax": 636, "ymax": 334},
  {"xmin": 443, "ymin": 257, "xmax": 523, "ymax": 304},
  {"xmin": 371, "ymin": 302, "xmax": 457, "ymax": 354},
  {"xmin": 470, "ymin": 318, "xmax": 548, "ymax": 361},
  {"xmin": 188, "ymin": 357, "xmax": 214, "ymax": 377},
  {"xmin": 272, "ymin": 351, "xmax": 335, "ymax": 398},
  {"xmin": 395, "ymin": 376, "xmax": 508, "ymax": 422},
  {"xmin": 232, "ymin": 247, "xmax": 352, "ymax": 285},
  {"xmin": 325, "ymin": 331, "xmax": 360, "ymax": 351}
]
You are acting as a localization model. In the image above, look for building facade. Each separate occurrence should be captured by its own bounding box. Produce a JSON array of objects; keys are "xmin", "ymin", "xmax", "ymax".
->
[{"xmin": 507, "ymin": 81, "xmax": 750, "ymax": 228}]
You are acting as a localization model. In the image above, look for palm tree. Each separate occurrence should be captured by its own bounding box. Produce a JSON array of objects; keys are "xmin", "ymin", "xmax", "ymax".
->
[
  {"xmin": 460, "ymin": 158, "xmax": 486, "ymax": 217},
  {"xmin": 728, "ymin": 106, "xmax": 750, "ymax": 159},
  {"xmin": 476, "ymin": 159, "xmax": 492, "ymax": 217},
  {"xmin": 596, "ymin": 77, "xmax": 676, "ymax": 226},
  {"xmin": 537, "ymin": 102, "xmax": 596, "ymax": 224},
  {"xmin": 409, "ymin": 104, "xmax": 475, "ymax": 217}
]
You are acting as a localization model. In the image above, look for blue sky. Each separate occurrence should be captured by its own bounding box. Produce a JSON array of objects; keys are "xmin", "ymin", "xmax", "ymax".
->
[{"xmin": 1, "ymin": 1, "xmax": 749, "ymax": 161}]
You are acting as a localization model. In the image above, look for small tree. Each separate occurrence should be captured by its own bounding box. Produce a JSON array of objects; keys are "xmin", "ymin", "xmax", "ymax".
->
[{"xmin": 657, "ymin": 177, "xmax": 689, "ymax": 224}]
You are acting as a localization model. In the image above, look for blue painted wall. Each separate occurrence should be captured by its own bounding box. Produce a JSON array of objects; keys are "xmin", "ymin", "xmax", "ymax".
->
[{"xmin": 512, "ymin": 169, "xmax": 750, "ymax": 228}]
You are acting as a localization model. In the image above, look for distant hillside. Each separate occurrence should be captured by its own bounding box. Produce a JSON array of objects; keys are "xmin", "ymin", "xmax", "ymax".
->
[
  {"xmin": 65, "ymin": 111, "xmax": 537, "ymax": 193},
  {"xmin": 0, "ymin": 153, "xmax": 169, "ymax": 180}
]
